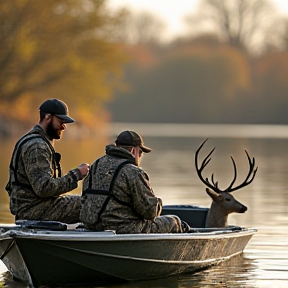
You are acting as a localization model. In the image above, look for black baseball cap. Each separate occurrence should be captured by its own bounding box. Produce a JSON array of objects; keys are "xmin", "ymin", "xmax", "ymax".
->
[
  {"xmin": 115, "ymin": 130, "xmax": 152, "ymax": 153},
  {"xmin": 39, "ymin": 99, "xmax": 75, "ymax": 123}
]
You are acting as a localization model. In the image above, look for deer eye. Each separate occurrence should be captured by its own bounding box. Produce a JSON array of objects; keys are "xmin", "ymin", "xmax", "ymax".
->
[{"xmin": 225, "ymin": 198, "xmax": 231, "ymax": 202}]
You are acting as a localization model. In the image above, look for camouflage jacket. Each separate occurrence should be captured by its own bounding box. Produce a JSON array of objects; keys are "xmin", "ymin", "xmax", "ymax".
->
[
  {"xmin": 80, "ymin": 144, "xmax": 162, "ymax": 233},
  {"xmin": 6, "ymin": 125, "xmax": 80, "ymax": 216}
]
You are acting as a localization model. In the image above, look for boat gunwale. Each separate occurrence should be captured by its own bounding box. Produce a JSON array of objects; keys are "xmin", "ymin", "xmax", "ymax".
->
[{"xmin": 0, "ymin": 227, "xmax": 257, "ymax": 241}]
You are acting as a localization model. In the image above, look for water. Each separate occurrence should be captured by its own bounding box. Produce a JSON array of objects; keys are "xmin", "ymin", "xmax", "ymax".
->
[{"xmin": 0, "ymin": 124, "xmax": 288, "ymax": 288}]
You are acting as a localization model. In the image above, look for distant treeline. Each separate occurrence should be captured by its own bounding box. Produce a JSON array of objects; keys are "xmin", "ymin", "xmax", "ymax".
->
[
  {"xmin": 2, "ymin": 0, "xmax": 288, "ymax": 135},
  {"xmin": 107, "ymin": 41, "xmax": 288, "ymax": 125}
]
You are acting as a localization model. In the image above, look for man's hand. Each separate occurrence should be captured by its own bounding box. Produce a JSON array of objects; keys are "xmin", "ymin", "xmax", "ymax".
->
[{"xmin": 77, "ymin": 163, "xmax": 90, "ymax": 178}]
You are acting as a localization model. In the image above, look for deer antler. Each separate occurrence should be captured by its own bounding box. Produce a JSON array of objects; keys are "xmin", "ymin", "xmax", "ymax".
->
[{"xmin": 195, "ymin": 139, "xmax": 258, "ymax": 193}]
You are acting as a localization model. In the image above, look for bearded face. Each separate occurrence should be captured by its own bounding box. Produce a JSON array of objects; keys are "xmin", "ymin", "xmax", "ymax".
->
[{"xmin": 46, "ymin": 116, "xmax": 66, "ymax": 140}]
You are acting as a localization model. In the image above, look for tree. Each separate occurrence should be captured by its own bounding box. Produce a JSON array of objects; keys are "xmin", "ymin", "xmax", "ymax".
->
[
  {"xmin": 185, "ymin": 0, "xmax": 278, "ymax": 55},
  {"xmin": 251, "ymin": 51, "xmax": 288, "ymax": 123},
  {"xmin": 0, "ymin": 0, "xmax": 128, "ymax": 125},
  {"xmin": 108, "ymin": 43, "xmax": 251, "ymax": 124},
  {"xmin": 114, "ymin": 11, "xmax": 166, "ymax": 45}
]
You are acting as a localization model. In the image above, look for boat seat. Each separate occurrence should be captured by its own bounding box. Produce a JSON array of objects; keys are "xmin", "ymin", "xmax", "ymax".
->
[{"xmin": 161, "ymin": 205, "xmax": 209, "ymax": 228}]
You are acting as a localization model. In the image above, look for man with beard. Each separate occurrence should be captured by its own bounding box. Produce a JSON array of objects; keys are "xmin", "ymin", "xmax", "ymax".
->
[
  {"xmin": 6, "ymin": 99, "xmax": 89, "ymax": 224},
  {"xmin": 80, "ymin": 130, "xmax": 191, "ymax": 233}
]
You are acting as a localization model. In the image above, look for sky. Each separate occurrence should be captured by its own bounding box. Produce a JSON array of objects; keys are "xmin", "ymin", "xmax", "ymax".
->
[{"xmin": 108, "ymin": 0, "xmax": 288, "ymax": 41}]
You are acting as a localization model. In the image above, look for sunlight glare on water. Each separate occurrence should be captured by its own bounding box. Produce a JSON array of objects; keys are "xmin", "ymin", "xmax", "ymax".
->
[{"xmin": 110, "ymin": 123, "xmax": 288, "ymax": 139}]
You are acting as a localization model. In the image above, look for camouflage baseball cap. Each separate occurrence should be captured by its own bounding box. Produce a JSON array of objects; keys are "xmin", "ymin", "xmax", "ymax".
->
[
  {"xmin": 115, "ymin": 130, "xmax": 152, "ymax": 153},
  {"xmin": 39, "ymin": 99, "xmax": 75, "ymax": 123}
]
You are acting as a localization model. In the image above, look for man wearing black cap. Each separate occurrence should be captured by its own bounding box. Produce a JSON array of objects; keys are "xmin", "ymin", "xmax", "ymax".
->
[
  {"xmin": 6, "ymin": 98, "xmax": 90, "ymax": 224},
  {"xmin": 80, "ymin": 130, "xmax": 190, "ymax": 233}
]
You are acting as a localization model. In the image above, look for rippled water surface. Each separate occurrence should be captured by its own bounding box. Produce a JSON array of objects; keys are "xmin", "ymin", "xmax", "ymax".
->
[{"xmin": 0, "ymin": 124, "xmax": 288, "ymax": 288}]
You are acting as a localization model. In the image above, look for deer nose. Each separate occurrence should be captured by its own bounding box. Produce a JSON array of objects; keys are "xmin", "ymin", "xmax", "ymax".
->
[{"xmin": 240, "ymin": 205, "xmax": 248, "ymax": 213}]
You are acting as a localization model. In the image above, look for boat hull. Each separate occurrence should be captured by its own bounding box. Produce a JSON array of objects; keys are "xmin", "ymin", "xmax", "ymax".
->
[{"xmin": 0, "ymin": 228, "xmax": 256, "ymax": 287}]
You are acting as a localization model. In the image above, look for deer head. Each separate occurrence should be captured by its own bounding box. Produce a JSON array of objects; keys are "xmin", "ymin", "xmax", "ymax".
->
[{"xmin": 195, "ymin": 139, "xmax": 258, "ymax": 228}]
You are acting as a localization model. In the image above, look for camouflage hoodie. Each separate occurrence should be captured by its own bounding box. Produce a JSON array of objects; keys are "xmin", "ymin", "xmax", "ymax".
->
[
  {"xmin": 80, "ymin": 144, "xmax": 184, "ymax": 233},
  {"xmin": 6, "ymin": 125, "xmax": 81, "ymax": 221}
]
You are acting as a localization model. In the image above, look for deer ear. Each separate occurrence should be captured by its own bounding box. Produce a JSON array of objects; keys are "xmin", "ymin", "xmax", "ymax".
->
[{"xmin": 206, "ymin": 188, "xmax": 220, "ymax": 200}]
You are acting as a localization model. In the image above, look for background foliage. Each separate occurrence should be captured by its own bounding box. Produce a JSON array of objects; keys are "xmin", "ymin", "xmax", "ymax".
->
[
  {"xmin": 2, "ymin": 0, "xmax": 288, "ymax": 138},
  {"xmin": 0, "ymin": 0, "xmax": 128, "ymax": 130}
]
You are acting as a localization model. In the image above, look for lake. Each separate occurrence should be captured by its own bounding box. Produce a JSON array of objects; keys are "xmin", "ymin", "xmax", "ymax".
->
[{"xmin": 0, "ymin": 123, "xmax": 288, "ymax": 288}]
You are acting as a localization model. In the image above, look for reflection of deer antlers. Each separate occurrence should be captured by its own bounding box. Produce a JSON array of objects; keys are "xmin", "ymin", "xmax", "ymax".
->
[{"xmin": 195, "ymin": 139, "xmax": 258, "ymax": 193}]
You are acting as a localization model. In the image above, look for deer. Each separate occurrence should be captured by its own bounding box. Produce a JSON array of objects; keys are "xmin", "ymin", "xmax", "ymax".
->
[{"xmin": 195, "ymin": 139, "xmax": 258, "ymax": 228}]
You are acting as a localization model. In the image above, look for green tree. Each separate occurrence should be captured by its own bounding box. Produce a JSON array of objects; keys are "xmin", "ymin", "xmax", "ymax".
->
[{"xmin": 0, "ymin": 0, "xmax": 128, "ymax": 125}]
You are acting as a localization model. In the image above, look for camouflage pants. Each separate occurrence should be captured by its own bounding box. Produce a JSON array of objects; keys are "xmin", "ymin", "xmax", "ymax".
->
[
  {"xmin": 138, "ymin": 215, "xmax": 184, "ymax": 233},
  {"xmin": 93, "ymin": 214, "xmax": 185, "ymax": 234},
  {"xmin": 15, "ymin": 195, "xmax": 81, "ymax": 224}
]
